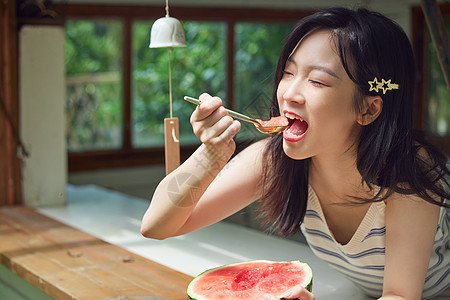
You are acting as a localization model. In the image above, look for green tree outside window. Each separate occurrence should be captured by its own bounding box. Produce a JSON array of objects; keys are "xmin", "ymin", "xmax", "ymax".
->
[{"xmin": 65, "ymin": 19, "xmax": 124, "ymax": 152}]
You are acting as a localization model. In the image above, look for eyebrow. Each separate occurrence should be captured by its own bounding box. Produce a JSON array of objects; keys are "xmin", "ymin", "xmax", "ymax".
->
[{"xmin": 286, "ymin": 57, "xmax": 341, "ymax": 80}]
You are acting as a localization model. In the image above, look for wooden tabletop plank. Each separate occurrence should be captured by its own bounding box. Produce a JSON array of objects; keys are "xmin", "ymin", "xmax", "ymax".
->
[{"xmin": 0, "ymin": 206, "xmax": 193, "ymax": 300}]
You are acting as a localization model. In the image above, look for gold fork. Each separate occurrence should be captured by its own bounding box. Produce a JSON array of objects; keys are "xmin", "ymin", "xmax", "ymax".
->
[{"xmin": 183, "ymin": 96, "xmax": 286, "ymax": 135}]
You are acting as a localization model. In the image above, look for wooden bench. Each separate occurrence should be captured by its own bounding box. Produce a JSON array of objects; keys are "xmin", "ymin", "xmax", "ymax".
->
[{"xmin": 0, "ymin": 206, "xmax": 193, "ymax": 300}]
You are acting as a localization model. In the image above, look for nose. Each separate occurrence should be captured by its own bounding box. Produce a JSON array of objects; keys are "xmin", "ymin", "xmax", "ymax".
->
[{"xmin": 281, "ymin": 79, "xmax": 305, "ymax": 105}]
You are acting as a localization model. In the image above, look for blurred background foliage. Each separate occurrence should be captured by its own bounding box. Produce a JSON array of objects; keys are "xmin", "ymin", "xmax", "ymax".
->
[{"xmin": 65, "ymin": 19, "xmax": 124, "ymax": 151}]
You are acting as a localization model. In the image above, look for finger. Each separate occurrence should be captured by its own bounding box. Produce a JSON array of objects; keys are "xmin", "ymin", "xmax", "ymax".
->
[
  {"xmin": 197, "ymin": 115, "xmax": 235, "ymax": 143},
  {"xmin": 198, "ymin": 92, "xmax": 211, "ymax": 103},
  {"xmin": 194, "ymin": 96, "xmax": 223, "ymax": 121},
  {"xmin": 207, "ymin": 120, "xmax": 241, "ymax": 153},
  {"xmin": 190, "ymin": 102, "xmax": 224, "ymax": 134},
  {"xmin": 191, "ymin": 106, "xmax": 228, "ymax": 139},
  {"xmin": 190, "ymin": 99, "xmax": 223, "ymax": 128},
  {"xmin": 198, "ymin": 106, "xmax": 228, "ymax": 129},
  {"xmin": 282, "ymin": 286, "xmax": 315, "ymax": 300},
  {"xmin": 218, "ymin": 120, "xmax": 241, "ymax": 142}
]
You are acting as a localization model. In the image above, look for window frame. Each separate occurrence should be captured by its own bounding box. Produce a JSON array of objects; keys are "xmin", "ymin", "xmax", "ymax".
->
[
  {"xmin": 55, "ymin": 4, "xmax": 314, "ymax": 171},
  {"xmin": 412, "ymin": 3, "xmax": 450, "ymax": 155}
]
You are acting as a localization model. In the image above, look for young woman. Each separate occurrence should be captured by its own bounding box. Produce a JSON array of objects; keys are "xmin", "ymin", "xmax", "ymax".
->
[{"xmin": 141, "ymin": 7, "xmax": 450, "ymax": 299}]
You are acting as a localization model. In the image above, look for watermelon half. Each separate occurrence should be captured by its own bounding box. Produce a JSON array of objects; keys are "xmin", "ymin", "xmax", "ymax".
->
[{"xmin": 187, "ymin": 260, "xmax": 312, "ymax": 300}]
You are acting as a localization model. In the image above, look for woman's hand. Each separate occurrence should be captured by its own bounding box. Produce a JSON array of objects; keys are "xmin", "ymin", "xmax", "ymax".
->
[
  {"xmin": 282, "ymin": 286, "xmax": 315, "ymax": 300},
  {"xmin": 190, "ymin": 93, "xmax": 241, "ymax": 160}
]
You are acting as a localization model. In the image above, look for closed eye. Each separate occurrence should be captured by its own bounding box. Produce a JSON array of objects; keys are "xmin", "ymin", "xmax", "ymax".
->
[
  {"xmin": 309, "ymin": 80, "xmax": 327, "ymax": 87},
  {"xmin": 282, "ymin": 70, "xmax": 294, "ymax": 77}
]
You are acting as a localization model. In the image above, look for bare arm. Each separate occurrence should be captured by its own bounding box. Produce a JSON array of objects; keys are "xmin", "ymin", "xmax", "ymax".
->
[
  {"xmin": 380, "ymin": 193, "xmax": 440, "ymax": 300},
  {"xmin": 141, "ymin": 94, "xmax": 266, "ymax": 239}
]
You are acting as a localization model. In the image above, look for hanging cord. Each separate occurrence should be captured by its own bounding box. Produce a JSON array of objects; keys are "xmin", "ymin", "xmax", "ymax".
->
[
  {"xmin": 164, "ymin": 0, "xmax": 175, "ymax": 118},
  {"xmin": 0, "ymin": 91, "xmax": 29, "ymax": 158},
  {"xmin": 165, "ymin": 0, "xmax": 170, "ymax": 17},
  {"xmin": 168, "ymin": 48, "xmax": 173, "ymax": 118}
]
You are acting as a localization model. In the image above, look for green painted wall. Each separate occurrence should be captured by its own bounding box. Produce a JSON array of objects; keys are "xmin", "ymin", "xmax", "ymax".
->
[{"xmin": 0, "ymin": 265, "xmax": 53, "ymax": 300}]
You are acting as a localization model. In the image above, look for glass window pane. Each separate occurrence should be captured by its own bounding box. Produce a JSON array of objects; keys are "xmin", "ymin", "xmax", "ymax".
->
[
  {"xmin": 234, "ymin": 22, "xmax": 294, "ymax": 141},
  {"xmin": 425, "ymin": 16, "xmax": 450, "ymax": 137},
  {"xmin": 65, "ymin": 19, "xmax": 124, "ymax": 152},
  {"xmin": 132, "ymin": 21, "xmax": 226, "ymax": 147}
]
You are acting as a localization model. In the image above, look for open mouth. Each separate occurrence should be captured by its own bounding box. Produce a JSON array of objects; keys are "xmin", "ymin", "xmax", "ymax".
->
[{"xmin": 283, "ymin": 112, "xmax": 308, "ymax": 142}]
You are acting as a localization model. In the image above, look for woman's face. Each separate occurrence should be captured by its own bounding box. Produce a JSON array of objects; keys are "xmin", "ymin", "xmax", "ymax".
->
[{"xmin": 277, "ymin": 29, "xmax": 362, "ymax": 161}]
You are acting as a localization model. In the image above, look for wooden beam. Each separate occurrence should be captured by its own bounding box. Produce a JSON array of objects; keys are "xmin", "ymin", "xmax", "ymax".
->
[
  {"xmin": 53, "ymin": 4, "xmax": 314, "ymax": 22},
  {"xmin": 123, "ymin": 17, "xmax": 132, "ymax": 152},
  {"xmin": 0, "ymin": 0, "xmax": 22, "ymax": 206}
]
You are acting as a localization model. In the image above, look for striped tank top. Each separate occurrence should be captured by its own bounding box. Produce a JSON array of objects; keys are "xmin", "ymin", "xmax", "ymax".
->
[{"xmin": 300, "ymin": 185, "xmax": 449, "ymax": 299}]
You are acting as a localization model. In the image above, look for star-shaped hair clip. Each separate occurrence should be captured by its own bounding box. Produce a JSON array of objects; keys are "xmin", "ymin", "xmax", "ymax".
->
[{"xmin": 368, "ymin": 77, "xmax": 399, "ymax": 94}]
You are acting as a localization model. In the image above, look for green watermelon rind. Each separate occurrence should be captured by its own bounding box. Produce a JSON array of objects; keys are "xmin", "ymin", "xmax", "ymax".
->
[{"xmin": 187, "ymin": 260, "xmax": 313, "ymax": 300}]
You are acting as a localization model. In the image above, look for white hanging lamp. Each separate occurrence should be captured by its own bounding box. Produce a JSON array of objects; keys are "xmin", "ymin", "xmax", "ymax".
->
[{"xmin": 149, "ymin": 0, "xmax": 186, "ymax": 175}]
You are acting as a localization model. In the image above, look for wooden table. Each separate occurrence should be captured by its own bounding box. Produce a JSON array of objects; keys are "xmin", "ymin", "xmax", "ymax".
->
[{"xmin": 0, "ymin": 206, "xmax": 193, "ymax": 300}]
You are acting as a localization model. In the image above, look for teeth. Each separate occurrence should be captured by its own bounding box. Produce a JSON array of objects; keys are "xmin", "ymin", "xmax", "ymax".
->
[{"xmin": 284, "ymin": 112, "xmax": 304, "ymax": 121}]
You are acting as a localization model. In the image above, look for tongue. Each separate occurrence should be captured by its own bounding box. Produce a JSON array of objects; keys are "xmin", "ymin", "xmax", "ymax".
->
[{"xmin": 288, "ymin": 119, "xmax": 308, "ymax": 136}]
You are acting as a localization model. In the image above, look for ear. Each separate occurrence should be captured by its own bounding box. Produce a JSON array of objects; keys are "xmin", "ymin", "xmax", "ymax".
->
[{"xmin": 357, "ymin": 95, "xmax": 383, "ymax": 126}]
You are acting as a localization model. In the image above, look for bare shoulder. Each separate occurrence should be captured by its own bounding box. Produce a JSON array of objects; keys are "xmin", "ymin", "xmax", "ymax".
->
[
  {"xmin": 230, "ymin": 138, "xmax": 270, "ymax": 167},
  {"xmin": 382, "ymin": 192, "xmax": 441, "ymax": 299},
  {"xmin": 212, "ymin": 138, "xmax": 270, "ymax": 195},
  {"xmin": 385, "ymin": 191, "xmax": 440, "ymax": 226},
  {"xmin": 236, "ymin": 138, "xmax": 270, "ymax": 155}
]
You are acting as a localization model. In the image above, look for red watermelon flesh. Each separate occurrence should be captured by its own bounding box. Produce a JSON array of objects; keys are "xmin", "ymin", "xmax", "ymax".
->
[
  {"xmin": 187, "ymin": 260, "xmax": 312, "ymax": 300},
  {"xmin": 256, "ymin": 116, "xmax": 289, "ymax": 128},
  {"xmin": 254, "ymin": 116, "xmax": 289, "ymax": 135}
]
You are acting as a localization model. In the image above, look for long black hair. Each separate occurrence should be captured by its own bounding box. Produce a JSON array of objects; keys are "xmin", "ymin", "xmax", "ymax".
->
[{"xmin": 258, "ymin": 7, "xmax": 450, "ymax": 237}]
